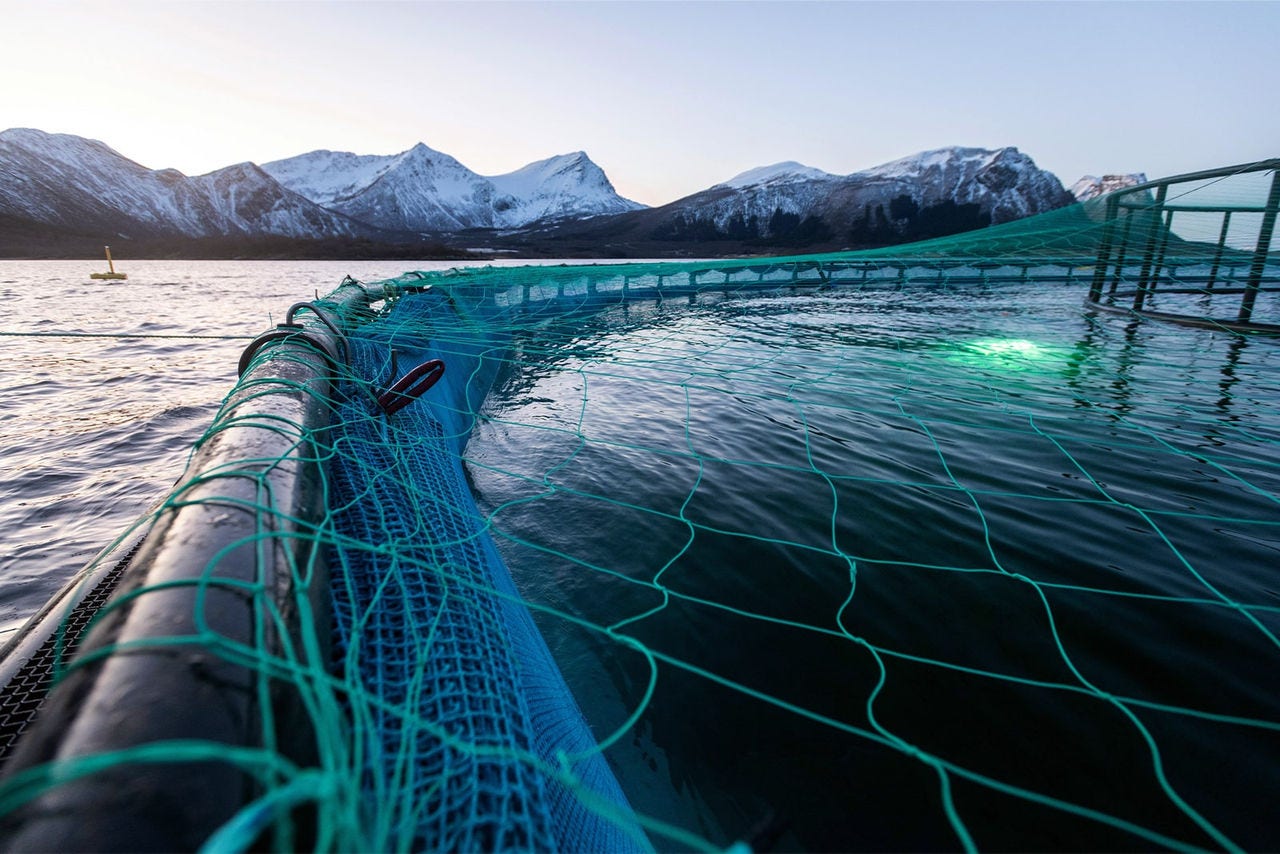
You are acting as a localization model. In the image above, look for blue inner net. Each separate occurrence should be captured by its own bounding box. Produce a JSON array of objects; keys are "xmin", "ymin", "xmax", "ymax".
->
[{"xmin": 328, "ymin": 289, "xmax": 650, "ymax": 852}]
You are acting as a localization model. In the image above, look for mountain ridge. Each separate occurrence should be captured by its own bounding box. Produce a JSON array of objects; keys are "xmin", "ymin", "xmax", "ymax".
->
[
  {"xmin": 537, "ymin": 145, "xmax": 1079, "ymax": 253},
  {"xmin": 0, "ymin": 128, "xmax": 365, "ymax": 241},
  {"xmin": 0, "ymin": 127, "xmax": 1137, "ymax": 258},
  {"xmin": 262, "ymin": 144, "xmax": 644, "ymax": 232}
]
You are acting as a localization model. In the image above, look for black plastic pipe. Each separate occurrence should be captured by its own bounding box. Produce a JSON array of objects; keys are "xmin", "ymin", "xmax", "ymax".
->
[{"xmin": 0, "ymin": 282, "xmax": 375, "ymax": 851}]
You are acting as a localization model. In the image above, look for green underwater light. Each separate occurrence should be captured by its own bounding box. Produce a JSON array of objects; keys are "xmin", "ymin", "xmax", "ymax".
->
[
  {"xmin": 969, "ymin": 338, "xmax": 1046, "ymax": 358},
  {"xmin": 950, "ymin": 337, "xmax": 1061, "ymax": 372}
]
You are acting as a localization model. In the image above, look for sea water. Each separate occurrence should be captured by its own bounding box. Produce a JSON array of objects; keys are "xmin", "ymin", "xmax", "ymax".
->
[
  {"xmin": 0, "ymin": 259, "xmax": 471, "ymax": 632},
  {"xmin": 464, "ymin": 281, "xmax": 1280, "ymax": 849},
  {"xmin": 1, "ymin": 260, "xmax": 1277, "ymax": 849}
]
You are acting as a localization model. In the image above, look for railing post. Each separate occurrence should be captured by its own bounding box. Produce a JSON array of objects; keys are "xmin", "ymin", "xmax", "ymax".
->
[
  {"xmin": 1110, "ymin": 209, "xmax": 1136, "ymax": 296},
  {"xmin": 1152, "ymin": 208, "xmax": 1174, "ymax": 288},
  {"xmin": 1134, "ymin": 184, "xmax": 1168, "ymax": 311},
  {"xmin": 1238, "ymin": 169, "xmax": 1280, "ymax": 324},
  {"xmin": 1089, "ymin": 194, "xmax": 1120, "ymax": 303},
  {"xmin": 1207, "ymin": 211, "xmax": 1232, "ymax": 290}
]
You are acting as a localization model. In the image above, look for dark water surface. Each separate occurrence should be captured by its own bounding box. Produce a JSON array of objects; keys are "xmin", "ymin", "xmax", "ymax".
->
[
  {"xmin": 465, "ymin": 283, "xmax": 1280, "ymax": 850},
  {"xmin": 2, "ymin": 261, "xmax": 1277, "ymax": 850}
]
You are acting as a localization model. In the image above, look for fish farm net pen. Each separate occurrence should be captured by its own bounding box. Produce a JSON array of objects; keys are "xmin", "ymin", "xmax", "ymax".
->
[{"xmin": 0, "ymin": 160, "xmax": 1277, "ymax": 852}]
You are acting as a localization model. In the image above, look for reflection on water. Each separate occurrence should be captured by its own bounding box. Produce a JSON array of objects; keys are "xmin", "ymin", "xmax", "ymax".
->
[
  {"xmin": 467, "ymin": 282, "xmax": 1280, "ymax": 850},
  {"xmin": 1217, "ymin": 335, "xmax": 1249, "ymax": 419},
  {"xmin": 0, "ymin": 259, "xmax": 472, "ymax": 634}
]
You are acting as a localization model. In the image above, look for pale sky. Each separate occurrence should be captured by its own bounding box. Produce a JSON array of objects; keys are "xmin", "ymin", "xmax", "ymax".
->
[{"xmin": 3, "ymin": 0, "xmax": 1277, "ymax": 207}]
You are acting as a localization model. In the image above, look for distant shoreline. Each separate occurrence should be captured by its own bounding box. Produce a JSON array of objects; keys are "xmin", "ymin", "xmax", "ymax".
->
[
  {"xmin": 0, "ymin": 237, "xmax": 829, "ymax": 263},
  {"xmin": 0, "ymin": 236, "xmax": 488, "ymax": 263}
]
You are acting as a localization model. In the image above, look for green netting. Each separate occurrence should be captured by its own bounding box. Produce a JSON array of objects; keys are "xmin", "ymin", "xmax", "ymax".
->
[{"xmin": 0, "ymin": 160, "xmax": 1277, "ymax": 851}]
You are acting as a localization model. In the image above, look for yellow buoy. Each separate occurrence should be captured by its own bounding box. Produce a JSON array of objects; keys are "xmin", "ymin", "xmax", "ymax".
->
[{"xmin": 90, "ymin": 245, "xmax": 127, "ymax": 280}]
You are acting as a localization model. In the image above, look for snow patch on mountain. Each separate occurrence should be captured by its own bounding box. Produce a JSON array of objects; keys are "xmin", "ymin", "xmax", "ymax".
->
[
  {"xmin": 849, "ymin": 149, "xmax": 1070, "ymax": 224},
  {"xmin": 331, "ymin": 143, "xmax": 498, "ymax": 232},
  {"xmin": 185, "ymin": 162, "xmax": 361, "ymax": 236},
  {"xmin": 851, "ymin": 146, "xmax": 1074, "ymax": 224},
  {"xmin": 717, "ymin": 161, "xmax": 837, "ymax": 190},
  {"xmin": 261, "ymin": 150, "xmax": 400, "ymax": 206},
  {"xmin": 1070, "ymin": 173, "xmax": 1148, "ymax": 202},
  {"xmin": 857, "ymin": 146, "xmax": 995, "ymax": 180}
]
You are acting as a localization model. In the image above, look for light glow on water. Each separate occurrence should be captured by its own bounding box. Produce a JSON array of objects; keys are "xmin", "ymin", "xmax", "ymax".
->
[
  {"xmin": 970, "ymin": 337, "xmax": 1042, "ymax": 356},
  {"xmin": 948, "ymin": 337, "xmax": 1062, "ymax": 372}
]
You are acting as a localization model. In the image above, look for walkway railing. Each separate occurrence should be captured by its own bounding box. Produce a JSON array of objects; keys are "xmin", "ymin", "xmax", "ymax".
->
[{"xmin": 1087, "ymin": 159, "xmax": 1280, "ymax": 332}]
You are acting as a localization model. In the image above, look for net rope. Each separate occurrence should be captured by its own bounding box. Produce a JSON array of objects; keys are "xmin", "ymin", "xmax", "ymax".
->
[{"xmin": 0, "ymin": 166, "xmax": 1277, "ymax": 851}]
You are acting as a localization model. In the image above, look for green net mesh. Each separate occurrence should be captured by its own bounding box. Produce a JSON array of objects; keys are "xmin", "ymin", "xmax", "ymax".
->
[{"xmin": 0, "ymin": 161, "xmax": 1277, "ymax": 852}]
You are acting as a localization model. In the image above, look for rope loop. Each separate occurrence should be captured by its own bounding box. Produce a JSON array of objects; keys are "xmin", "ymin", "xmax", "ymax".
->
[{"xmin": 376, "ymin": 359, "xmax": 446, "ymax": 415}]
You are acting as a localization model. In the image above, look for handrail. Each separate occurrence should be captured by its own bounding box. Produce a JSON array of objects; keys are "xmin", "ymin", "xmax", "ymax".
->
[
  {"xmin": 1087, "ymin": 158, "xmax": 1280, "ymax": 332},
  {"xmin": 1108, "ymin": 158, "xmax": 1280, "ymax": 200}
]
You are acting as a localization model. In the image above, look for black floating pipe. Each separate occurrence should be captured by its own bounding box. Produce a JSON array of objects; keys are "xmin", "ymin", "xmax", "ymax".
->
[{"xmin": 0, "ymin": 281, "xmax": 376, "ymax": 851}]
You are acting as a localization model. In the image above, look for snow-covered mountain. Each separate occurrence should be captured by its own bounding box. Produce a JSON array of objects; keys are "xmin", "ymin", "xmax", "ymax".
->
[
  {"xmin": 628, "ymin": 146, "xmax": 1077, "ymax": 245},
  {"xmin": 846, "ymin": 147, "xmax": 1074, "ymax": 223},
  {"xmin": 0, "ymin": 129, "xmax": 1096, "ymax": 255},
  {"xmin": 263, "ymin": 145, "xmax": 643, "ymax": 232},
  {"xmin": 296, "ymin": 143, "xmax": 498, "ymax": 232},
  {"xmin": 489, "ymin": 151, "xmax": 642, "ymax": 226},
  {"xmin": 1070, "ymin": 173, "xmax": 1148, "ymax": 202},
  {"xmin": 0, "ymin": 128, "xmax": 363, "ymax": 240},
  {"xmin": 0, "ymin": 128, "xmax": 641, "ymax": 244}
]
